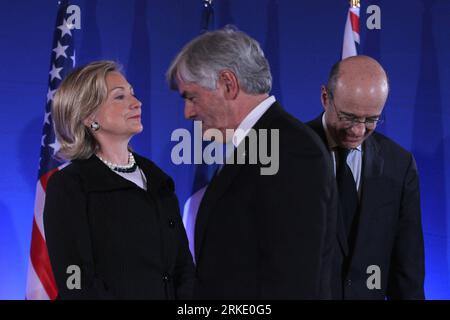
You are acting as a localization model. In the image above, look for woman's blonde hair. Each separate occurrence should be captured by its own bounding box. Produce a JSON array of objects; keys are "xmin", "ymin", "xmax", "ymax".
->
[{"xmin": 52, "ymin": 60, "xmax": 121, "ymax": 160}]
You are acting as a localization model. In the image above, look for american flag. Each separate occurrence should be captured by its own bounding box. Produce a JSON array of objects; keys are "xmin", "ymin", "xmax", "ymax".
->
[
  {"xmin": 342, "ymin": 0, "xmax": 360, "ymax": 59},
  {"xmin": 26, "ymin": 0, "xmax": 76, "ymax": 300}
]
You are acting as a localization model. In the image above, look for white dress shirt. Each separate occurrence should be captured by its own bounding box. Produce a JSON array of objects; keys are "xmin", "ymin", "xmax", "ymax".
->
[{"xmin": 232, "ymin": 95, "xmax": 276, "ymax": 148}]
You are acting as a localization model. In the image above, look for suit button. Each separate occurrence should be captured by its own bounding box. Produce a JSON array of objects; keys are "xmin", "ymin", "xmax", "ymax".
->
[
  {"xmin": 163, "ymin": 274, "xmax": 171, "ymax": 282},
  {"xmin": 168, "ymin": 219, "xmax": 175, "ymax": 228},
  {"xmin": 346, "ymin": 279, "xmax": 352, "ymax": 287}
]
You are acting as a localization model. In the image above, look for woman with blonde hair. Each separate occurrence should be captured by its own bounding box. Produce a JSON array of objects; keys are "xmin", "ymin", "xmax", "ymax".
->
[{"xmin": 44, "ymin": 60, "xmax": 194, "ymax": 299}]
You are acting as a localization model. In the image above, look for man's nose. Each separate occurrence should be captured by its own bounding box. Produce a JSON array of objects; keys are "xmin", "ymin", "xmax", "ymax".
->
[
  {"xmin": 350, "ymin": 122, "xmax": 366, "ymax": 136},
  {"xmin": 184, "ymin": 101, "xmax": 196, "ymax": 120}
]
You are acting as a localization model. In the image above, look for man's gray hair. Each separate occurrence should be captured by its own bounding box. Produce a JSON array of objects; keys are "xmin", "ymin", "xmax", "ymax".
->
[{"xmin": 166, "ymin": 26, "xmax": 272, "ymax": 94}]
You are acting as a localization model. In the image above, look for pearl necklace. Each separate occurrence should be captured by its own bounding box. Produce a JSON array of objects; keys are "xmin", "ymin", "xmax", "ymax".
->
[{"xmin": 96, "ymin": 152, "xmax": 137, "ymax": 173}]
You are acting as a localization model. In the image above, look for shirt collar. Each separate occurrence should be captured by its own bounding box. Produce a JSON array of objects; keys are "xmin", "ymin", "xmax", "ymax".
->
[
  {"xmin": 321, "ymin": 112, "xmax": 362, "ymax": 151},
  {"xmin": 232, "ymin": 95, "xmax": 276, "ymax": 148}
]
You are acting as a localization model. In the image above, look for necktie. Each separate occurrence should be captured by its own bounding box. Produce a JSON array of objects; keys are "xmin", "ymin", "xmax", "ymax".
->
[{"xmin": 335, "ymin": 147, "xmax": 359, "ymax": 245}]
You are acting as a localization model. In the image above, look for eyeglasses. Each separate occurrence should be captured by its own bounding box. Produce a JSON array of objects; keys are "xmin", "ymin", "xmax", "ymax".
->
[{"xmin": 328, "ymin": 94, "xmax": 384, "ymax": 130}]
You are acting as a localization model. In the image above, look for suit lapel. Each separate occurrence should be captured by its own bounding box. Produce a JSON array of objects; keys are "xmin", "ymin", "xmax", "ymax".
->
[
  {"xmin": 134, "ymin": 153, "xmax": 178, "ymax": 269},
  {"xmin": 307, "ymin": 114, "xmax": 349, "ymax": 257},
  {"xmin": 134, "ymin": 153, "xmax": 175, "ymax": 196},
  {"xmin": 195, "ymin": 102, "xmax": 283, "ymax": 261},
  {"xmin": 307, "ymin": 114, "xmax": 327, "ymax": 145},
  {"xmin": 195, "ymin": 150, "xmax": 245, "ymax": 261},
  {"xmin": 352, "ymin": 135, "xmax": 384, "ymax": 253}
]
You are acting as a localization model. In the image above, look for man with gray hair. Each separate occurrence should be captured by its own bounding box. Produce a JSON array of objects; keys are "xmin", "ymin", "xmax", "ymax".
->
[{"xmin": 167, "ymin": 26, "xmax": 337, "ymax": 299}]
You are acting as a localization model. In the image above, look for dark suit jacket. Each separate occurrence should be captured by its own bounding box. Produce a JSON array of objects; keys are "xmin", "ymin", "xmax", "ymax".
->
[
  {"xmin": 193, "ymin": 102, "xmax": 338, "ymax": 299},
  {"xmin": 307, "ymin": 115, "xmax": 425, "ymax": 300},
  {"xmin": 44, "ymin": 153, "xmax": 194, "ymax": 299}
]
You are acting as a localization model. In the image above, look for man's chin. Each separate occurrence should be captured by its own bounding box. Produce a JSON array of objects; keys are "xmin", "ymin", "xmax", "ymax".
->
[
  {"xmin": 203, "ymin": 127, "xmax": 228, "ymax": 144},
  {"xmin": 340, "ymin": 137, "xmax": 364, "ymax": 149}
]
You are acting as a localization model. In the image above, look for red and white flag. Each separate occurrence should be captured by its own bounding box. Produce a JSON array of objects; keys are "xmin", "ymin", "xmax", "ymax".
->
[
  {"xmin": 342, "ymin": 1, "xmax": 360, "ymax": 59},
  {"xmin": 26, "ymin": 0, "xmax": 76, "ymax": 300}
]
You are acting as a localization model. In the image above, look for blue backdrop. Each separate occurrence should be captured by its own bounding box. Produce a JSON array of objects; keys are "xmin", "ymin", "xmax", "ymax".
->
[{"xmin": 0, "ymin": 0, "xmax": 449, "ymax": 299}]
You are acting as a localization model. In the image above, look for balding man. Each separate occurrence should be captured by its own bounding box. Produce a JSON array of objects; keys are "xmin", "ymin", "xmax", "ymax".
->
[{"xmin": 308, "ymin": 55, "xmax": 425, "ymax": 299}]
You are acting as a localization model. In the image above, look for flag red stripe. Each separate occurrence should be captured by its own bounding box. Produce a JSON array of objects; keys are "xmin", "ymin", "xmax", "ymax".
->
[
  {"xmin": 27, "ymin": 0, "xmax": 71, "ymax": 300},
  {"xmin": 350, "ymin": 11, "xmax": 360, "ymax": 34},
  {"xmin": 40, "ymin": 167, "xmax": 59, "ymax": 191},
  {"xmin": 30, "ymin": 217, "xmax": 58, "ymax": 300},
  {"xmin": 350, "ymin": 11, "xmax": 359, "ymax": 33}
]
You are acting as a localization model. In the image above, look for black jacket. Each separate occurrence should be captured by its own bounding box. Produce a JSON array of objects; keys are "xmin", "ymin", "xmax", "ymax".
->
[
  {"xmin": 194, "ymin": 102, "xmax": 338, "ymax": 299},
  {"xmin": 308, "ymin": 115, "xmax": 425, "ymax": 299},
  {"xmin": 44, "ymin": 153, "xmax": 194, "ymax": 299}
]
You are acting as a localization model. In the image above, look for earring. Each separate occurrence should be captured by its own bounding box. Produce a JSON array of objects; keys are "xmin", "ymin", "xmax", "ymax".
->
[{"xmin": 90, "ymin": 121, "xmax": 100, "ymax": 131}]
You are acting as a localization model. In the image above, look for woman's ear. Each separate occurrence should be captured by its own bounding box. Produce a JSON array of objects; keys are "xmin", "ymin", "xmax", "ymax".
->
[
  {"xmin": 83, "ymin": 118, "xmax": 92, "ymax": 128},
  {"xmin": 83, "ymin": 114, "xmax": 96, "ymax": 128},
  {"xmin": 218, "ymin": 70, "xmax": 239, "ymax": 100}
]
